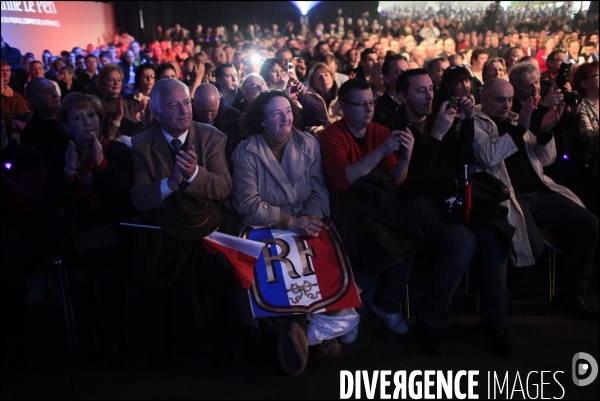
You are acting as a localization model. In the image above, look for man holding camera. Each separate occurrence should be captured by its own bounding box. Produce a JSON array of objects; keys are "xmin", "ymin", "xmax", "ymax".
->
[
  {"xmin": 383, "ymin": 69, "xmax": 478, "ymax": 354},
  {"xmin": 508, "ymin": 62, "xmax": 566, "ymax": 134},
  {"xmin": 473, "ymin": 78, "xmax": 598, "ymax": 322}
]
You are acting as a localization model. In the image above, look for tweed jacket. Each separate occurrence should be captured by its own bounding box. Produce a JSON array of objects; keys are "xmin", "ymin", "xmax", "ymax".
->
[{"xmin": 131, "ymin": 121, "xmax": 231, "ymax": 212}]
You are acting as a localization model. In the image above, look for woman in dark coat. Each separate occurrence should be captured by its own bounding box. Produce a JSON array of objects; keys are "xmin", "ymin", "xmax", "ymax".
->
[{"xmin": 96, "ymin": 64, "xmax": 146, "ymax": 145}]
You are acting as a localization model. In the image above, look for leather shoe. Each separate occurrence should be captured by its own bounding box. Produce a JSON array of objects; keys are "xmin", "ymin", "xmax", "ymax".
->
[
  {"xmin": 415, "ymin": 321, "xmax": 441, "ymax": 355},
  {"xmin": 551, "ymin": 295, "xmax": 599, "ymax": 322},
  {"xmin": 480, "ymin": 323, "xmax": 514, "ymax": 356}
]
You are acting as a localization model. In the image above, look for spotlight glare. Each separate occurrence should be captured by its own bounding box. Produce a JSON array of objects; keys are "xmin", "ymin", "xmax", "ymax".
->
[{"xmin": 291, "ymin": 1, "xmax": 321, "ymax": 16}]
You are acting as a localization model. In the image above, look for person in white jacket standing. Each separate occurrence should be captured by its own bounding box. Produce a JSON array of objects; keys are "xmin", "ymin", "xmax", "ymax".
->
[{"xmin": 471, "ymin": 78, "xmax": 598, "ymax": 322}]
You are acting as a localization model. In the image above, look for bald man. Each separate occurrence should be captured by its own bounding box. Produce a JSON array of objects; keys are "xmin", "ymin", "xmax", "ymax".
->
[
  {"xmin": 192, "ymin": 83, "xmax": 247, "ymax": 169},
  {"xmin": 410, "ymin": 47, "xmax": 425, "ymax": 68},
  {"xmin": 20, "ymin": 77, "xmax": 65, "ymax": 164},
  {"xmin": 471, "ymin": 78, "xmax": 598, "ymax": 326}
]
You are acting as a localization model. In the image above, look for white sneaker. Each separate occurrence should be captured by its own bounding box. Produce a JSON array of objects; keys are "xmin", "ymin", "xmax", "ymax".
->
[
  {"xmin": 371, "ymin": 304, "xmax": 409, "ymax": 334},
  {"xmin": 338, "ymin": 319, "xmax": 359, "ymax": 344}
]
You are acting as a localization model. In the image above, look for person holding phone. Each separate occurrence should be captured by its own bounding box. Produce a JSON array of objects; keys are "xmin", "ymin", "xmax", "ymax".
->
[
  {"xmin": 383, "ymin": 69, "xmax": 477, "ymax": 355},
  {"xmin": 259, "ymin": 58, "xmax": 289, "ymax": 90}
]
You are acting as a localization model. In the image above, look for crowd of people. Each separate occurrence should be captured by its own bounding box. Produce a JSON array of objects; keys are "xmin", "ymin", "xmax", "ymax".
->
[{"xmin": 1, "ymin": 2, "xmax": 599, "ymax": 377}]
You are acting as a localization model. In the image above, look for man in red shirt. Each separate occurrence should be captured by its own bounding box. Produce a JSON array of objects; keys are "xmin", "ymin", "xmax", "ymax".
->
[{"xmin": 319, "ymin": 79, "xmax": 419, "ymax": 344}]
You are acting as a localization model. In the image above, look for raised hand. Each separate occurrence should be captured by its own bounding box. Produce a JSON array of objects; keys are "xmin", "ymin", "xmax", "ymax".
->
[
  {"xmin": 518, "ymin": 96, "xmax": 534, "ymax": 130},
  {"xmin": 431, "ymin": 101, "xmax": 458, "ymax": 140},
  {"xmin": 540, "ymin": 104, "xmax": 565, "ymax": 132},
  {"xmin": 133, "ymin": 97, "xmax": 148, "ymax": 114},
  {"xmin": 379, "ymin": 130, "xmax": 403, "ymax": 155},
  {"xmin": 397, "ymin": 128, "xmax": 414, "ymax": 159},
  {"xmin": 64, "ymin": 140, "xmax": 78, "ymax": 174},
  {"xmin": 114, "ymin": 96, "xmax": 124, "ymax": 125},
  {"xmin": 90, "ymin": 133, "xmax": 104, "ymax": 167},
  {"xmin": 174, "ymin": 144, "xmax": 198, "ymax": 180},
  {"xmin": 540, "ymin": 87, "xmax": 565, "ymax": 108},
  {"xmin": 458, "ymin": 96, "xmax": 474, "ymax": 120}
]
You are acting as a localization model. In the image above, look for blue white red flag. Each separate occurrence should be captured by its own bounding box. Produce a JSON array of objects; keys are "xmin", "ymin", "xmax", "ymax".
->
[{"xmin": 241, "ymin": 226, "xmax": 361, "ymax": 318}]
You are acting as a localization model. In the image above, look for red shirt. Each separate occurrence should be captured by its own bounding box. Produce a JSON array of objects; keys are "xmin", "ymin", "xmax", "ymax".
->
[{"xmin": 319, "ymin": 120, "xmax": 397, "ymax": 207}]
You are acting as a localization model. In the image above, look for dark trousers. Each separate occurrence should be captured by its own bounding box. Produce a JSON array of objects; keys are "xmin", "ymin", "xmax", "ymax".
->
[
  {"xmin": 515, "ymin": 188, "xmax": 599, "ymax": 298},
  {"xmin": 474, "ymin": 227, "xmax": 510, "ymax": 328},
  {"xmin": 403, "ymin": 196, "xmax": 477, "ymax": 327},
  {"xmin": 64, "ymin": 244, "xmax": 126, "ymax": 320},
  {"xmin": 149, "ymin": 252, "xmax": 233, "ymax": 352},
  {"xmin": 354, "ymin": 250, "xmax": 416, "ymax": 316}
]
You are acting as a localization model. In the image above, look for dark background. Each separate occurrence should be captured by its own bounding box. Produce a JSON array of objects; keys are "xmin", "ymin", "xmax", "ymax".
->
[{"xmin": 113, "ymin": 1, "xmax": 379, "ymax": 45}]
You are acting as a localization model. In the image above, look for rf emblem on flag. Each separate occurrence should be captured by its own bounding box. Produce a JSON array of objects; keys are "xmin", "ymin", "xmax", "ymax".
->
[{"xmin": 241, "ymin": 225, "xmax": 361, "ymax": 318}]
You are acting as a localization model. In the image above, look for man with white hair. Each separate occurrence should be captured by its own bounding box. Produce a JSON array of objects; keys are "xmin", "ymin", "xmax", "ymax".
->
[
  {"xmin": 132, "ymin": 78, "xmax": 231, "ymax": 211},
  {"xmin": 508, "ymin": 62, "xmax": 565, "ymax": 133},
  {"xmin": 241, "ymin": 73, "xmax": 269, "ymax": 107},
  {"xmin": 130, "ymin": 78, "xmax": 233, "ymax": 368}
]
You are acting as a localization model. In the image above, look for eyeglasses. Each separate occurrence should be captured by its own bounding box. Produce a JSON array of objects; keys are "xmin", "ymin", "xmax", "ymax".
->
[
  {"xmin": 449, "ymin": 64, "xmax": 466, "ymax": 69},
  {"xmin": 141, "ymin": 74, "xmax": 155, "ymax": 79},
  {"xmin": 343, "ymin": 100, "xmax": 376, "ymax": 108}
]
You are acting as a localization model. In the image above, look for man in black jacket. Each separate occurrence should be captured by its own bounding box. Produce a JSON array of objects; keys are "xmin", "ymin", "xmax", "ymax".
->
[
  {"xmin": 20, "ymin": 78, "xmax": 65, "ymax": 165},
  {"xmin": 214, "ymin": 63, "xmax": 247, "ymax": 114},
  {"xmin": 383, "ymin": 69, "xmax": 477, "ymax": 355},
  {"xmin": 373, "ymin": 55, "xmax": 408, "ymax": 124}
]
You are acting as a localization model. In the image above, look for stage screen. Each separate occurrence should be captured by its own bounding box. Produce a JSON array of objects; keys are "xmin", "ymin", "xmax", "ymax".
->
[{"xmin": 1, "ymin": 1, "xmax": 116, "ymax": 61}]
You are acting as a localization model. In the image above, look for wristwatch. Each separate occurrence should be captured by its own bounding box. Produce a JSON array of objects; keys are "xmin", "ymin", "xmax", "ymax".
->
[{"xmin": 110, "ymin": 119, "xmax": 121, "ymax": 128}]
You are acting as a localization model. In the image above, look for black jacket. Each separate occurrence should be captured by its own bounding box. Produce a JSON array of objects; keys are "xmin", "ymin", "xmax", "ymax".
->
[
  {"xmin": 20, "ymin": 113, "xmax": 68, "ymax": 166},
  {"xmin": 331, "ymin": 168, "xmax": 422, "ymax": 275},
  {"xmin": 373, "ymin": 90, "xmax": 401, "ymax": 125},
  {"xmin": 383, "ymin": 105, "xmax": 474, "ymax": 202},
  {"xmin": 193, "ymin": 102, "xmax": 248, "ymax": 169}
]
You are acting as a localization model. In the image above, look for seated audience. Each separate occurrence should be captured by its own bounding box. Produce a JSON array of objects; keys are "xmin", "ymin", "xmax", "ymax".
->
[
  {"xmin": 130, "ymin": 78, "xmax": 232, "ymax": 368},
  {"xmin": 20, "ymin": 78, "xmax": 65, "ymax": 165},
  {"xmin": 96, "ymin": 64, "xmax": 146, "ymax": 143},
  {"xmin": 1, "ymin": 107, "xmax": 49, "ymax": 374},
  {"xmin": 46, "ymin": 93, "xmax": 134, "ymax": 366},
  {"xmin": 473, "ymin": 78, "xmax": 598, "ymax": 321},
  {"xmin": 373, "ymin": 55, "xmax": 409, "ymax": 124},
  {"xmin": 319, "ymin": 79, "xmax": 419, "ymax": 341},
  {"xmin": 1, "ymin": 69, "xmax": 29, "ymax": 119},
  {"xmin": 214, "ymin": 63, "xmax": 247, "ymax": 113},
  {"xmin": 384, "ymin": 69, "xmax": 476, "ymax": 354},
  {"xmin": 57, "ymin": 65, "xmax": 85, "ymax": 98},
  {"xmin": 483, "ymin": 57, "xmax": 507, "ymax": 82},
  {"xmin": 192, "ymin": 84, "xmax": 247, "ymax": 169},
  {"xmin": 231, "ymin": 90, "xmax": 341, "ymax": 375}
]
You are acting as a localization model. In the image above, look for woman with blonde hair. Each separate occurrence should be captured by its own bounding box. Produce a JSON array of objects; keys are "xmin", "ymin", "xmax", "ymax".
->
[
  {"xmin": 96, "ymin": 64, "xmax": 146, "ymax": 143},
  {"xmin": 47, "ymin": 92, "xmax": 134, "ymax": 366},
  {"xmin": 306, "ymin": 62, "xmax": 343, "ymax": 135},
  {"xmin": 483, "ymin": 57, "xmax": 507, "ymax": 81},
  {"xmin": 537, "ymin": 37, "xmax": 555, "ymax": 73}
]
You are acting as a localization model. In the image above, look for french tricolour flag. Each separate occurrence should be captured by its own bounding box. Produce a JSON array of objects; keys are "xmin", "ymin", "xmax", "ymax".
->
[
  {"xmin": 201, "ymin": 231, "xmax": 265, "ymax": 289},
  {"xmin": 243, "ymin": 227, "xmax": 361, "ymax": 318}
]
